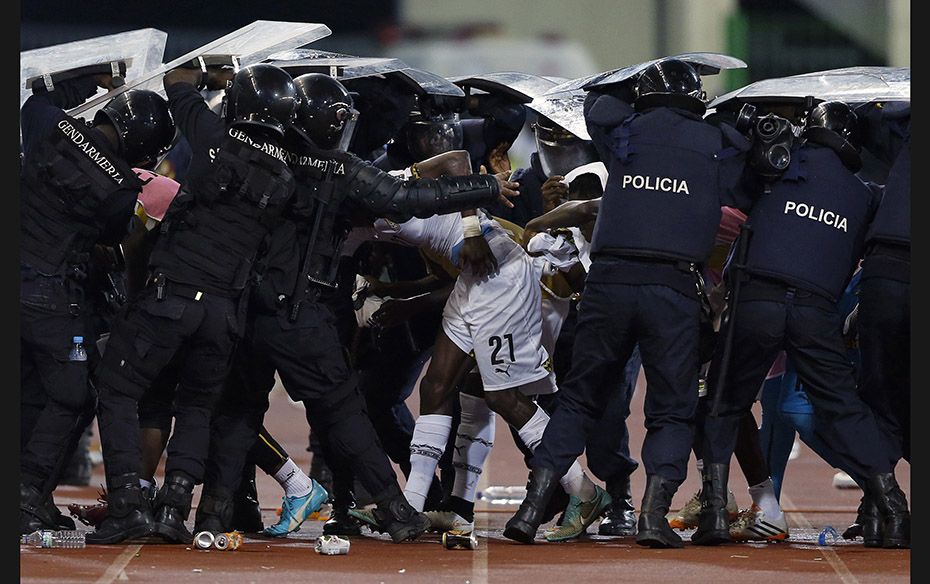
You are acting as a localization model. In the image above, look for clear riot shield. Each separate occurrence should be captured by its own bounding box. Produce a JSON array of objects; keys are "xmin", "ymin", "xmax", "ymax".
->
[
  {"xmin": 21, "ymin": 28, "xmax": 168, "ymax": 111},
  {"xmin": 266, "ymin": 49, "xmax": 408, "ymax": 81},
  {"xmin": 448, "ymin": 72, "xmax": 562, "ymax": 103},
  {"xmin": 68, "ymin": 20, "xmax": 332, "ymax": 119},
  {"xmin": 544, "ymin": 52, "xmax": 747, "ymax": 97},
  {"xmin": 525, "ymin": 89, "xmax": 590, "ymax": 140},
  {"xmin": 709, "ymin": 66, "xmax": 910, "ymax": 113}
]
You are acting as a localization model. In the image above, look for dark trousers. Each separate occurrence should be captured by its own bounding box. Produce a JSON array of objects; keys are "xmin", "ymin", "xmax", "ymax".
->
[
  {"xmin": 20, "ymin": 270, "xmax": 97, "ymax": 496},
  {"xmin": 534, "ymin": 280, "xmax": 701, "ymax": 484},
  {"xmin": 701, "ymin": 280, "xmax": 892, "ymax": 479},
  {"xmin": 858, "ymin": 271, "xmax": 910, "ymax": 466},
  {"xmin": 94, "ymin": 285, "xmax": 240, "ymax": 485},
  {"xmin": 204, "ymin": 299, "xmax": 398, "ymax": 502},
  {"xmin": 531, "ymin": 304, "xmax": 641, "ymax": 484}
]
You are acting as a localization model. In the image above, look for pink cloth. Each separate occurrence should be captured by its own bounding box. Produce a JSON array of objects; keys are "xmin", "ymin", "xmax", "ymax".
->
[
  {"xmin": 716, "ymin": 206, "xmax": 747, "ymax": 247},
  {"xmin": 133, "ymin": 168, "xmax": 180, "ymax": 222}
]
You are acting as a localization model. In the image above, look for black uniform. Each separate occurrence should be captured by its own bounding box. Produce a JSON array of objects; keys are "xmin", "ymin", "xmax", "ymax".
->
[
  {"xmin": 201, "ymin": 138, "xmax": 503, "ymax": 520},
  {"xmin": 700, "ymin": 141, "xmax": 891, "ymax": 481},
  {"xmin": 93, "ymin": 80, "xmax": 296, "ymax": 487},
  {"xmin": 857, "ymin": 130, "xmax": 910, "ymax": 465},
  {"xmin": 484, "ymin": 152, "xmax": 546, "ymax": 227},
  {"xmin": 20, "ymin": 75, "xmax": 142, "ymax": 499},
  {"xmin": 533, "ymin": 91, "xmax": 751, "ymax": 484}
]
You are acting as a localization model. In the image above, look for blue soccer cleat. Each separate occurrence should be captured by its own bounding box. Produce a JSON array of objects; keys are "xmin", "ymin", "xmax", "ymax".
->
[{"xmin": 261, "ymin": 480, "xmax": 329, "ymax": 537}]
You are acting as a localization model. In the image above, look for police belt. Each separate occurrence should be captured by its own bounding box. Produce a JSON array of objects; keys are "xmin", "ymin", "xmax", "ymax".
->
[
  {"xmin": 592, "ymin": 250, "xmax": 698, "ymax": 273},
  {"xmin": 149, "ymin": 273, "xmax": 239, "ymax": 301},
  {"xmin": 866, "ymin": 241, "xmax": 910, "ymax": 262},
  {"xmin": 740, "ymin": 274, "xmax": 835, "ymax": 308}
]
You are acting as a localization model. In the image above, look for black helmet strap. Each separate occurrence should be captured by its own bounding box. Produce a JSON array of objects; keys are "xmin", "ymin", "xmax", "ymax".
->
[{"xmin": 803, "ymin": 127, "xmax": 862, "ymax": 173}]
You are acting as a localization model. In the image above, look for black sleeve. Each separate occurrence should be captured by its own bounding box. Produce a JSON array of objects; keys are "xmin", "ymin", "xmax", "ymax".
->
[
  {"xmin": 583, "ymin": 91, "xmax": 635, "ymax": 164},
  {"xmin": 97, "ymin": 189, "xmax": 140, "ymax": 247},
  {"xmin": 165, "ymin": 82, "xmax": 225, "ymax": 163},
  {"xmin": 20, "ymin": 76, "xmax": 100, "ymax": 159},
  {"xmin": 343, "ymin": 155, "xmax": 501, "ymax": 222},
  {"xmin": 717, "ymin": 122, "xmax": 755, "ymax": 212}
]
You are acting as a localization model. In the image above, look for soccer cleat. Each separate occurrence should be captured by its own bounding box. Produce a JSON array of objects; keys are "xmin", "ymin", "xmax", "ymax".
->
[
  {"xmin": 544, "ymin": 486, "xmax": 612, "ymax": 542},
  {"xmin": 424, "ymin": 510, "xmax": 474, "ymax": 534},
  {"xmin": 728, "ymin": 505, "xmax": 789, "ymax": 542},
  {"xmin": 68, "ymin": 486, "xmax": 109, "ymax": 528},
  {"xmin": 348, "ymin": 507, "xmax": 381, "ymax": 532},
  {"xmin": 261, "ymin": 480, "xmax": 329, "ymax": 537},
  {"xmin": 666, "ymin": 489, "xmax": 738, "ymax": 530}
]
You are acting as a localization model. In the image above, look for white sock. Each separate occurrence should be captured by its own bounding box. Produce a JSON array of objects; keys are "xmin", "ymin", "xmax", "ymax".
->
[
  {"xmin": 451, "ymin": 394, "xmax": 496, "ymax": 503},
  {"xmin": 749, "ymin": 478, "xmax": 782, "ymax": 518},
  {"xmin": 559, "ymin": 461, "xmax": 597, "ymax": 501},
  {"xmin": 273, "ymin": 458, "xmax": 313, "ymax": 498},
  {"xmin": 516, "ymin": 405, "xmax": 597, "ymax": 502},
  {"xmin": 405, "ymin": 414, "xmax": 453, "ymax": 512}
]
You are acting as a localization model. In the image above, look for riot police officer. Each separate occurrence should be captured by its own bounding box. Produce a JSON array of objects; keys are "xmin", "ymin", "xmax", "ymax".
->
[
  {"xmin": 20, "ymin": 71, "xmax": 174, "ymax": 534},
  {"xmin": 695, "ymin": 101, "xmax": 910, "ymax": 549},
  {"xmin": 88, "ymin": 63, "xmax": 300, "ymax": 545},
  {"xmin": 196, "ymin": 73, "xmax": 517, "ymax": 543},
  {"xmin": 503, "ymin": 59, "xmax": 753, "ymax": 548}
]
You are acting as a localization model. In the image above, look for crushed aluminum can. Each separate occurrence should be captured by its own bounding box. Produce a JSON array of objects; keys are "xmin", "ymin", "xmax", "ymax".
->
[
  {"xmin": 314, "ymin": 535, "xmax": 350, "ymax": 555},
  {"xmin": 214, "ymin": 532, "xmax": 243, "ymax": 551},
  {"xmin": 194, "ymin": 531, "xmax": 215, "ymax": 550},
  {"xmin": 442, "ymin": 530, "xmax": 478, "ymax": 550}
]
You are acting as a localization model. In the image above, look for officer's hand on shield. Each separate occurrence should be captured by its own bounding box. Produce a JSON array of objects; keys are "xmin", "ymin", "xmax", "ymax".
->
[
  {"xmin": 93, "ymin": 73, "xmax": 117, "ymax": 91},
  {"xmin": 541, "ymin": 175, "xmax": 568, "ymax": 213},
  {"xmin": 482, "ymin": 164, "xmax": 519, "ymax": 208},
  {"xmin": 203, "ymin": 66, "xmax": 235, "ymax": 91},
  {"xmin": 164, "ymin": 66, "xmax": 204, "ymax": 88}
]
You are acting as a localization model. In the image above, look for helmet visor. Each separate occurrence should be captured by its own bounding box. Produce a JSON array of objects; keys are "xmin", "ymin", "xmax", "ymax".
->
[
  {"xmin": 534, "ymin": 122, "xmax": 598, "ymax": 177},
  {"xmin": 335, "ymin": 107, "xmax": 361, "ymax": 152},
  {"xmin": 406, "ymin": 114, "xmax": 464, "ymax": 159}
]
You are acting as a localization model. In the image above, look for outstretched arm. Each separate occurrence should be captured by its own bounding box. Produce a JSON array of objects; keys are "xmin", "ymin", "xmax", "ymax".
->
[{"xmin": 522, "ymin": 198, "xmax": 601, "ymax": 246}]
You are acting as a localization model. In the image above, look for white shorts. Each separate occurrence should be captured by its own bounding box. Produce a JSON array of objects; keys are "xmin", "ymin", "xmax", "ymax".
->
[{"xmin": 442, "ymin": 234, "xmax": 555, "ymax": 393}]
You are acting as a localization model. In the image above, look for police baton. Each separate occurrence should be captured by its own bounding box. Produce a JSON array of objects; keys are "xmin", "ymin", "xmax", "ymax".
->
[
  {"xmin": 709, "ymin": 222, "xmax": 752, "ymax": 416},
  {"xmin": 288, "ymin": 162, "xmax": 336, "ymax": 322}
]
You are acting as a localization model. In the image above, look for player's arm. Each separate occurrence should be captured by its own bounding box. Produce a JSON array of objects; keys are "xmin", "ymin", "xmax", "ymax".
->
[{"xmin": 522, "ymin": 198, "xmax": 601, "ymax": 247}]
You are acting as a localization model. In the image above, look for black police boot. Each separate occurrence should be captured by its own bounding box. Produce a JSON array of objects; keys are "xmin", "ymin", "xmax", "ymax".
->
[
  {"xmin": 324, "ymin": 492, "xmax": 362, "ymax": 536},
  {"xmin": 691, "ymin": 463, "xmax": 732, "ymax": 546},
  {"xmin": 842, "ymin": 495, "xmax": 880, "ymax": 545},
  {"xmin": 231, "ymin": 478, "xmax": 264, "ymax": 533},
  {"xmin": 371, "ymin": 486, "xmax": 431, "ymax": 543},
  {"xmin": 152, "ymin": 472, "xmax": 195, "ymax": 544},
  {"xmin": 635, "ymin": 475, "xmax": 683, "ymax": 549},
  {"xmin": 503, "ymin": 467, "xmax": 561, "ymax": 544},
  {"xmin": 540, "ymin": 485, "xmax": 571, "ymax": 526},
  {"xmin": 866, "ymin": 473, "xmax": 910, "ymax": 549},
  {"xmin": 194, "ymin": 486, "xmax": 234, "ymax": 535},
  {"xmin": 20, "ymin": 483, "xmax": 58, "ymax": 534},
  {"xmin": 86, "ymin": 474, "xmax": 156, "ymax": 544},
  {"xmin": 598, "ymin": 475, "xmax": 637, "ymax": 536},
  {"xmin": 44, "ymin": 495, "xmax": 76, "ymax": 530}
]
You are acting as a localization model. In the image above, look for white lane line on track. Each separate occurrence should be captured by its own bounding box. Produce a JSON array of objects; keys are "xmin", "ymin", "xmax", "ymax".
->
[
  {"xmin": 781, "ymin": 493, "xmax": 858, "ymax": 584},
  {"xmin": 93, "ymin": 544, "xmax": 142, "ymax": 584}
]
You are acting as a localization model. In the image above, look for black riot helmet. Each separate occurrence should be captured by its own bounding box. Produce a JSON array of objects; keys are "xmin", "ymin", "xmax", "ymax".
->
[
  {"xmin": 93, "ymin": 89, "xmax": 175, "ymax": 169},
  {"xmin": 803, "ymin": 100, "xmax": 862, "ymax": 171},
  {"xmin": 223, "ymin": 64, "xmax": 299, "ymax": 138},
  {"xmin": 634, "ymin": 59, "xmax": 706, "ymax": 113},
  {"xmin": 291, "ymin": 73, "xmax": 360, "ymax": 151},
  {"xmin": 805, "ymin": 100, "xmax": 861, "ymax": 151},
  {"xmin": 404, "ymin": 106, "xmax": 464, "ymax": 160},
  {"xmin": 533, "ymin": 115, "xmax": 598, "ymax": 177}
]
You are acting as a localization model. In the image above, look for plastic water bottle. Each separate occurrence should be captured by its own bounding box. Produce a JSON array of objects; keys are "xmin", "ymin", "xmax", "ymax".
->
[
  {"xmin": 21, "ymin": 530, "xmax": 86, "ymax": 549},
  {"xmin": 68, "ymin": 336, "xmax": 88, "ymax": 362}
]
